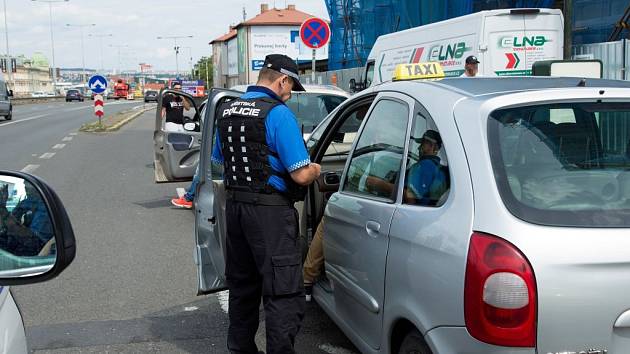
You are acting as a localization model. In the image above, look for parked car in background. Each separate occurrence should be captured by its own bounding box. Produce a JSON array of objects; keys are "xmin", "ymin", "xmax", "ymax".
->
[
  {"xmin": 144, "ymin": 90, "xmax": 158, "ymax": 103},
  {"xmin": 0, "ymin": 73, "xmax": 12, "ymax": 121},
  {"xmin": 65, "ymin": 89, "xmax": 84, "ymax": 102}
]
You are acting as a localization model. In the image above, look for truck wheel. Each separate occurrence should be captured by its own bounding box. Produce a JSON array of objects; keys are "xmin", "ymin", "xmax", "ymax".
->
[{"xmin": 398, "ymin": 329, "xmax": 431, "ymax": 354}]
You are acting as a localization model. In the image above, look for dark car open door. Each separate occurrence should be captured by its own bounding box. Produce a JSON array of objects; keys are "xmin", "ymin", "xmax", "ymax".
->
[
  {"xmin": 153, "ymin": 89, "xmax": 201, "ymax": 182},
  {"xmin": 194, "ymin": 88, "xmax": 242, "ymax": 295}
]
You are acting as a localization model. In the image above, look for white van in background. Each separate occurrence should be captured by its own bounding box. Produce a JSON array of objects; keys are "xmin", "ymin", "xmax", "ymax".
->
[{"xmin": 350, "ymin": 8, "xmax": 564, "ymax": 91}]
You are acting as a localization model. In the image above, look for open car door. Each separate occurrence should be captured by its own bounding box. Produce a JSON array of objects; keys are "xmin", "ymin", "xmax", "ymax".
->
[
  {"xmin": 153, "ymin": 89, "xmax": 201, "ymax": 182},
  {"xmin": 194, "ymin": 88, "xmax": 243, "ymax": 295}
]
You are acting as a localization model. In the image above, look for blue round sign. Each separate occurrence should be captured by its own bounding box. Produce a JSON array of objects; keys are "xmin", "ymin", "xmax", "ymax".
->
[
  {"xmin": 300, "ymin": 18, "xmax": 330, "ymax": 49},
  {"xmin": 88, "ymin": 75, "xmax": 108, "ymax": 94}
]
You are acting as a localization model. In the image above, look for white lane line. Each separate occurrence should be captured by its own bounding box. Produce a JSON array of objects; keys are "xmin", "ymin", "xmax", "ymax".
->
[
  {"xmin": 216, "ymin": 290, "xmax": 229, "ymax": 314},
  {"xmin": 21, "ymin": 165, "xmax": 40, "ymax": 173},
  {"xmin": 318, "ymin": 344, "xmax": 357, "ymax": 354},
  {"xmin": 69, "ymin": 132, "xmax": 78, "ymax": 136},
  {"xmin": 64, "ymin": 106, "xmax": 91, "ymax": 112},
  {"xmin": 183, "ymin": 306, "xmax": 198, "ymax": 312},
  {"xmin": 62, "ymin": 136, "xmax": 73, "ymax": 142},
  {"xmin": 0, "ymin": 114, "xmax": 47, "ymax": 126},
  {"xmin": 39, "ymin": 152, "xmax": 55, "ymax": 159},
  {"xmin": 31, "ymin": 154, "xmax": 37, "ymax": 157},
  {"xmin": 52, "ymin": 144, "xmax": 66, "ymax": 149}
]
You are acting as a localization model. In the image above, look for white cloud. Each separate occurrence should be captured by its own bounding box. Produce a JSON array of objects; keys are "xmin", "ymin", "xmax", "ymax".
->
[{"xmin": 0, "ymin": 0, "xmax": 330, "ymax": 71}]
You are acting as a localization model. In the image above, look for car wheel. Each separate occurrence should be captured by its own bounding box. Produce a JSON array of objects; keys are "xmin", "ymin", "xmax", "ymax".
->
[
  {"xmin": 398, "ymin": 329, "xmax": 431, "ymax": 354},
  {"xmin": 5, "ymin": 108, "xmax": 12, "ymax": 121}
]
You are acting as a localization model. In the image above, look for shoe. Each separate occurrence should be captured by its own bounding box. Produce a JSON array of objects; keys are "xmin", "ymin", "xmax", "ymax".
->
[
  {"xmin": 305, "ymin": 284, "xmax": 313, "ymax": 302},
  {"xmin": 171, "ymin": 196, "xmax": 193, "ymax": 209}
]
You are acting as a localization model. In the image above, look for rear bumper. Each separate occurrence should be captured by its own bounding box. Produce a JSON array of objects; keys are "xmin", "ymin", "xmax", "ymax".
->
[{"xmin": 425, "ymin": 327, "xmax": 535, "ymax": 354}]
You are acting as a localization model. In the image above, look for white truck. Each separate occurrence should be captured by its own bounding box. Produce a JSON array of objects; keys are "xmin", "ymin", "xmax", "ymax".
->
[{"xmin": 350, "ymin": 8, "xmax": 564, "ymax": 91}]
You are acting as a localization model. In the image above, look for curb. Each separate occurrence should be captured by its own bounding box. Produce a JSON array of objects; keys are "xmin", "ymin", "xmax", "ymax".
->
[{"xmin": 105, "ymin": 107, "xmax": 153, "ymax": 131}]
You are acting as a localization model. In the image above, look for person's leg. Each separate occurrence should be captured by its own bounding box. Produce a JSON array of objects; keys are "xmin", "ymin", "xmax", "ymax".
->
[
  {"xmin": 303, "ymin": 218, "xmax": 325, "ymax": 285},
  {"xmin": 241, "ymin": 203, "xmax": 305, "ymax": 354},
  {"xmin": 226, "ymin": 200, "xmax": 262, "ymax": 354},
  {"xmin": 184, "ymin": 166, "xmax": 200, "ymax": 201}
]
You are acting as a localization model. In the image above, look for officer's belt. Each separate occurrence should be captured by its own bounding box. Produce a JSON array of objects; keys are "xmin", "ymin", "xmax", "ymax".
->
[{"xmin": 227, "ymin": 190, "xmax": 293, "ymax": 206}]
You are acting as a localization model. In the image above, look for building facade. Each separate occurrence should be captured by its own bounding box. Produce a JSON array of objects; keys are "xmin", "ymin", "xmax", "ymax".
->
[
  {"xmin": 1, "ymin": 52, "xmax": 55, "ymax": 97},
  {"xmin": 210, "ymin": 4, "xmax": 329, "ymax": 87}
]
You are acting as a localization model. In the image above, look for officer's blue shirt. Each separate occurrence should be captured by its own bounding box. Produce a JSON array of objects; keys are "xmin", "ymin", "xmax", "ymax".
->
[
  {"xmin": 407, "ymin": 155, "xmax": 443, "ymax": 205},
  {"xmin": 211, "ymin": 86, "xmax": 310, "ymax": 192},
  {"xmin": 12, "ymin": 196, "xmax": 53, "ymax": 242}
]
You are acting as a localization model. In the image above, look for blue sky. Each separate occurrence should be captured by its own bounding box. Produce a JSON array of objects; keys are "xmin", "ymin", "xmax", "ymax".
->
[{"xmin": 0, "ymin": 0, "xmax": 329, "ymax": 71}]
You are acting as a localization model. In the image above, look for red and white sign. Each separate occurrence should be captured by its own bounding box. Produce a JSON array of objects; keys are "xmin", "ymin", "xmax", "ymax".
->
[
  {"xmin": 299, "ymin": 18, "xmax": 330, "ymax": 49},
  {"xmin": 94, "ymin": 95, "xmax": 104, "ymax": 118}
]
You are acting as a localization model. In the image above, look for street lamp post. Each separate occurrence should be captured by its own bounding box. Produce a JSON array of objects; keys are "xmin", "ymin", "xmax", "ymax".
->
[
  {"xmin": 109, "ymin": 44, "xmax": 128, "ymax": 75},
  {"xmin": 88, "ymin": 33, "xmax": 112, "ymax": 74},
  {"xmin": 181, "ymin": 46, "xmax": 193, "ymax": 79},
  {"xmin": 66, "ymin": 23, "xmax": 95, "ymax": 84},
  {"xmin": 156, "ymin": 35, "xmax": 192, "ymax": 77},
  {"xmin": 3, "ymin": 0, "xmax": 13, "ymax": 87},
  {"xmin": 32, "ymin": 0, "xmax": 69, "ymax": 95}
]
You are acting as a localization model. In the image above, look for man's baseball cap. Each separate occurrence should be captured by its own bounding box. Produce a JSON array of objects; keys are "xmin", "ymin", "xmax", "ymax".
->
[
  {"xmin": 465, "ymin": 55, "xmax": 480, "ymax": 65},
  {"xmin": 263, "ymin": 54, "xmax": 306, "ymax": 92},
  {"xmin": 419, "ymin": 130, "xmax": 442, "ymax": 148}
]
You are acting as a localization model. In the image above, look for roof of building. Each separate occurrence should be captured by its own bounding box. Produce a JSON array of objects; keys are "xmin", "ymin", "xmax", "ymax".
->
[
  {"xmin": 209, "ymin": 29, "xmax": 237, "ymax": 44},
  {"xmin": 236, "ymin": 5, "xmax": 319, "ymax": 28}
]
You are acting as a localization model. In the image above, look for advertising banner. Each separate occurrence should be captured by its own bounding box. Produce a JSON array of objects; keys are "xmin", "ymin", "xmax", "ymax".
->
[
  {"xmin": 228, "ymin": 38, "xmax": 238, "ymax": 76},
  {"xmin": 249, "ymin": 26, "xmax": 328, "ymax": 71}
]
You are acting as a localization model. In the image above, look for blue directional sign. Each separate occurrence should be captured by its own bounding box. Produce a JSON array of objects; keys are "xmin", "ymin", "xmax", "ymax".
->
[{"xmin": 88, "ymin": 75, "xmax": 108, "ymax": 94}]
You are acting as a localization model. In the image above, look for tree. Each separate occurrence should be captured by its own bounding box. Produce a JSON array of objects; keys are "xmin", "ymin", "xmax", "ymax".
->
[{"xmin": 193, "ymin": 56, "xmax": 213, "ymax": 88}]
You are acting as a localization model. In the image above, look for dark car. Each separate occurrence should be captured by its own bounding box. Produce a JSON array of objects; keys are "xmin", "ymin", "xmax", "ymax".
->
[
  {"xmin": 65, "ymin": 89, "xmax": 84, "ymax": 102},
  {"xmin": 144, "ymin": 90, "xmax": 158, "ymax": 103}
]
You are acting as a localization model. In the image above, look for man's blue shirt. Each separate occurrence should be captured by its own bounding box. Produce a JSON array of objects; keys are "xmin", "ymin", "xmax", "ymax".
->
[
  {"xmin": 211, "ymin": 86, "xmax": 310, "ymax": 192},
  {"xmin": 407, "ymin": 156, "xmax": 443, "ymax": 205}
]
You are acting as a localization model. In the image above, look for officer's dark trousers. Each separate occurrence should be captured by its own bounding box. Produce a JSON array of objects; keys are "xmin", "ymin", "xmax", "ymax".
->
[{"xmin": 225, "ymin": 198, "xmax": 305, "ymax": 354}]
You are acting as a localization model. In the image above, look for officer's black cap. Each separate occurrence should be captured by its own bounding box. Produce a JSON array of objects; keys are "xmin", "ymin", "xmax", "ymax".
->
[
  {"xmin": 263, "ymin": 54, "xmax": 306, "ymax": 92},
  {"xmin": 465, "ymin": 55, "xmax": 480, "ymax": 65}
]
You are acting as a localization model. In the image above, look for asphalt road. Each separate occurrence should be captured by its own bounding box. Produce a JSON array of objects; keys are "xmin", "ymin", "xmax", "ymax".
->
[{"xmin": 1, "ymin": 102, "xmax": 358, "ymax": 353}]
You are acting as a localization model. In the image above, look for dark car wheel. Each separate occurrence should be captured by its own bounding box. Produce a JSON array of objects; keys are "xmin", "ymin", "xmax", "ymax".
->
[
  {"xmin": 5, "ymin": 108, "xmax": 12, "ymax": 121},
  {"xmin": 398, "ymin": 329, "xmax": 431, "ymax": 354}
]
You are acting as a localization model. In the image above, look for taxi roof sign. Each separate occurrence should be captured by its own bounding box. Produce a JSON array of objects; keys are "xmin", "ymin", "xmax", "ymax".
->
[{"xmin": 392, "ymin": 62, "xmax": 445, "ymax": 81}]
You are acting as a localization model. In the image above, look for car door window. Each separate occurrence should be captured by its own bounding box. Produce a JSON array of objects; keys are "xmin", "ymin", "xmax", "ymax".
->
[
  {"xmin": 161, "ymin": 92, "xmax": 198, "ymax": 131},
  {"xmin": 342, "ymin": 99, "xmax": 409, "ymax": 201},
  {"xmin": 403, "ymin": 109, "xmax": 450, "ymax": 207}
]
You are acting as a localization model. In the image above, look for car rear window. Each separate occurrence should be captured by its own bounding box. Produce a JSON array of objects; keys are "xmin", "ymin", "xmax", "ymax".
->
[
  {"xmin": 286, "ymin": 93, "xmax": 347, "ymax": 133},
  {"xmin": 67, "ymin": 90, "xmax": 78, "ymax": 94},
  {"xmin": 488, "ymin": 102, "xmax": 630, "ymax": 227}
]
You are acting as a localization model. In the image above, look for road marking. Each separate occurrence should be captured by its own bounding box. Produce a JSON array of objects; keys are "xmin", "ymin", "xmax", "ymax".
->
[
  {"xmin": 64, "ymin": 106, "xmax": 91, "ymax": 112},
  {"xmin": 39, "ymin": 152, "xmax": 55, "ymax": 159},
  {"xmin": 318, "ymin": 344, "xmax": 357, "ymax": 354},
  {"xmin": 183, "ymin": 306, "xmax": 198, "ymax": 312},
  {"xmin": 32, "ymin": 154, "xmax": 37, "ymax": 157},
  {"xmin": 52, "ymin": 144, "xmax": 65, "ymax": 149},
  {"xmin": 21, "ymin": 165, "xmax": 39, "ymax": 173},
  {"xmin": 69, "ymin": 132, "xmax": 78, "ymax": 136},
  {"xmin": 0, "ymin": 114, "xmax": 47, "ymax": 126},
  {"xmin": 217, "ymin": 290, "xmax": 229, "ymax": 314},
  {"xmin": 62, "ymin": 136, "xmax": 73, "ymax": 142}
]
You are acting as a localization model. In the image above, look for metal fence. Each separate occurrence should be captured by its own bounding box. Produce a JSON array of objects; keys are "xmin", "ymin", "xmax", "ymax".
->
[
  {"xmin": 299, "ymin": 67, "xmax": 363, "ymax": 92},
  {"xmin": 572, "ymin": 39, "xmax": 629, "ymax": 81}
]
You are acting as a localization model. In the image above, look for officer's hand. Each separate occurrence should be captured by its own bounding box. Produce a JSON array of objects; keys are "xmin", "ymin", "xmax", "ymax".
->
[{"xmin": 311, "ymin": 163, "xmax": 321, "ymax": 178}]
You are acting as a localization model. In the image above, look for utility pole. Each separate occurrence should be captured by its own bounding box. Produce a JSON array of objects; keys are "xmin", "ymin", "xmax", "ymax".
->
[
  {"xmin": 66, "ymin": 22, "xmax": 96, "ymax": 84},
  {"xmin": 32, "ymin": 0, "xmax": 69, "ymax": 94},
  {"xmin": 109, "ymin": 44, "xmax": 128, "ymax": 75},
  {"xmin": 3, "ymin": 0, "xmax": 13, "ymax": 87},
  {"xmin": 205, "ymin": 58, "xmax": 209, "ymax": 88},
  {"xmin": 157, "ymin": 35, "xmax": 192, "ymax": 78}
]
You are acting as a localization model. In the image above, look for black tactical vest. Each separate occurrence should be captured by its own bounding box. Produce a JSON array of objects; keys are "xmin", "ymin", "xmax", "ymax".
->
[{"xmin": 217, "ymin": 97, "xmax": 306, "ymax": 201}]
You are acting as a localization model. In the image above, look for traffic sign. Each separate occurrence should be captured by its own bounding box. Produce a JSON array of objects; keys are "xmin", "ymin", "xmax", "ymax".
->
[
  {"xmin": 300, "ymin": 18, "xmax": 330, "ymax": 49},
  {"xmin": 94, "ymin": 94, "xmax": 104, "ymax": 119},
  {"xmin": 88, "ymin": 75, "xmax": 108, "ymax": 94}
]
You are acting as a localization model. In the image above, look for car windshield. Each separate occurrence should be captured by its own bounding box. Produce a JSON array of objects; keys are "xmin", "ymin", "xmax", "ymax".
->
[
  {"xmin": 67, "ymin": 90, "xmax": 78, "ymax": 94},
  {"xmin": 488, "ymin": 102, "xmax": 630, "ymax": 227},
  {"xmin": 286, "ymin": 92, "xmax": 347, "ymax": 133}
]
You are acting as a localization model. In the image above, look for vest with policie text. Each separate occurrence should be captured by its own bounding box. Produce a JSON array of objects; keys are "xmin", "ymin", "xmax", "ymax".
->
[{"xmin": 217, "ymin": 97, "xmax": 306, "ymax": 201}]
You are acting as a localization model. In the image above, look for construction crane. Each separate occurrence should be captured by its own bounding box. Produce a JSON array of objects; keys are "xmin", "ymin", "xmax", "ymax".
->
[{"xmin": 609, "ymin": 3, "xmax": 630, "ymax": 42}]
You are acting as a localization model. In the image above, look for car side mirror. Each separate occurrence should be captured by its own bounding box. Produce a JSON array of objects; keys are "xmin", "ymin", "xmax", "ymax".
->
[
  {"xmin": 8, "ymin": 90, "xmax": 13, "ymax": 97},
  {"xmin": 0, "ymin": 171, "xmax": 76, "ymax": 286},
  {"xmin": 183, "ymin": 122, "xmax": 198, "ymax": 132}
]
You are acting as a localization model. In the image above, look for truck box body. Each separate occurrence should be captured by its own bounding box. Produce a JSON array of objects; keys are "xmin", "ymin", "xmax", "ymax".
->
[{"xmin": 363, "ymin": 8, "xmax": 564, "ymax": 87}]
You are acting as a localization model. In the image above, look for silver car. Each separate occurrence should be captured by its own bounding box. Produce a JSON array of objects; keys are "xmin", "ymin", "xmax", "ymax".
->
[{"xmin": 195, "ymin": 76, "xmax": 630, "ymax": 354}]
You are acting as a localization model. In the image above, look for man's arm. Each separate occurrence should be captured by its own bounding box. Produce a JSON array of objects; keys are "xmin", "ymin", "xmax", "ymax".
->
[
  {"xmin": 290, "ymin": 163, "xmax": 321, "ymax": 186},
  {"xmin": 183, "ymin": 97, "xmax": 191, "ymax": 111}
]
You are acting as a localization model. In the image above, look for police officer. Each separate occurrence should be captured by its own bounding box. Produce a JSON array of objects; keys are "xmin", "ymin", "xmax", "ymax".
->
[{"xmin": 212, "ymin": 54, "xmax": 321, "ymax": 354}]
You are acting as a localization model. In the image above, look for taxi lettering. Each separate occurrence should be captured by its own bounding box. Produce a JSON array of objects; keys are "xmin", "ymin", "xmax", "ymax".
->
[{"xmin": 404, "ymin": 63, "xmax": 438, "ymax": 76}]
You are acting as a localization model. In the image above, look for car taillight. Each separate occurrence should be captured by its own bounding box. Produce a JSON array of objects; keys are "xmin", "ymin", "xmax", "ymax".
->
[{"xmin": 464, "ymin": 232, "xmax": 537, "ymax": 347}]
